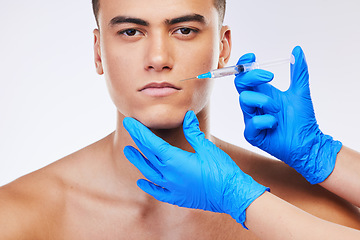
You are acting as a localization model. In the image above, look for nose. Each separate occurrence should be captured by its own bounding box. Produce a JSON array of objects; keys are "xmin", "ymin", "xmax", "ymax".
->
[{"xmin": 144, "ymin": 32, "xmax": 174, "ymax": 73}]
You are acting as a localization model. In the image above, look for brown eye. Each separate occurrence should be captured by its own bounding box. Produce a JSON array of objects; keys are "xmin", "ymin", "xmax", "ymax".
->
[
  {"xmin": 124, "ymin": 29, "xmax": 137, "ymax": 36},
  {"xmin": 179, "ymin": 28, "xmax": 192, "ymax": 35},
  {"xmin": 173, "ymin": 27, "xmax": 199, "ymax": 40},
  {"xmin": 118, "ymin": 29, "xmax": 141, "ymax": 37}
]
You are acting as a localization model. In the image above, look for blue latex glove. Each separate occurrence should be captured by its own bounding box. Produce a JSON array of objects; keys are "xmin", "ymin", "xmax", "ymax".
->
[
  {"xmin": 123, "ymin": 111, "xmax": 269, "ymax": 229},
  {"xmin": 235, "ymin": 46, "xmax": 342, "ymax": 184}
]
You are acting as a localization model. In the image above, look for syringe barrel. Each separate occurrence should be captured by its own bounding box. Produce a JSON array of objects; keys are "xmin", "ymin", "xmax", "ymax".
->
[
  {"xmin": 210, "ymin": 65, "xmax": 239, "ymax": 78},
  {"xmin": 210, "ymin": 63, "xmax": 260, "ymax": 78},
  {"xmin": 188, "ymin": 58, "xmax": 290, "ymax": 81},
  {"xmin": 206, "ymin": 58, "xmax": 292, "ymax": 79}
]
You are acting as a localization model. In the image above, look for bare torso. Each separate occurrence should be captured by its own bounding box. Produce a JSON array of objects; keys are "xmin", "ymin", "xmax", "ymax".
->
[{"xmin": 1, "ymin": 133, "xmax": 359, "ymax": 239}]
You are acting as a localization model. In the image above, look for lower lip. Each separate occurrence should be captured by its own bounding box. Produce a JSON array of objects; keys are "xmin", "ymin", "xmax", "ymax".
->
[{"xmin": 140, "ymin": 87, "xmax": 180, "ymax": 97}]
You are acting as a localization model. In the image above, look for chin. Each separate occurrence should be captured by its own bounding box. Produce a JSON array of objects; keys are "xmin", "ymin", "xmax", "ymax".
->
[{"xmin": 130, "ymin": 107, "xmax": 188, "ymax": 130}]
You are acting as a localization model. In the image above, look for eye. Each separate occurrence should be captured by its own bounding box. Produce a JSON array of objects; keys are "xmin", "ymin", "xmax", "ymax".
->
[
  {"xmin": 118, "ymin": 28, "xmax": 143, "ymax": 37},
  {"xmin": 173, "ymin": 27, "xmax": 199, "ymax": 37},
  {"xmin": 178, "ymin": 28, "xmax": 192, "ymax": 35}
]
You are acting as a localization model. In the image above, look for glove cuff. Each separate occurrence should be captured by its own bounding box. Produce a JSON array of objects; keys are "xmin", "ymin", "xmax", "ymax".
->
[
  {"xmin": 225, "ymin": 173, "xmax": 270, "ymax": 230},
  {"xmin": 302, "ymin": 134, "xmax": 342, "ymax": 184}
]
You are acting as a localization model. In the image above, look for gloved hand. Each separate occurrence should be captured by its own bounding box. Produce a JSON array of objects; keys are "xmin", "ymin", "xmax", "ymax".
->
[
  {"xmin": 123, "ymin": 111, "xmax": 269, "ymax": 229},
  {"xmin": 235, "ymin": 46, "xmax": 342, "ymax": 184}
]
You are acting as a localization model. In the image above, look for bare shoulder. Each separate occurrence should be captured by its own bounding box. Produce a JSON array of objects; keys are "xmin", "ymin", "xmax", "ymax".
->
[
  {"xmin": 213, "ymin": 136, "xmax": 360, "ymax": 229},
  {"xmin": 0, "ymin": 133, "xmax": 113, "ymax": 239},
  {"xmin": 0, "ymin": 166, "xmax": 65, "ymax": 239}
]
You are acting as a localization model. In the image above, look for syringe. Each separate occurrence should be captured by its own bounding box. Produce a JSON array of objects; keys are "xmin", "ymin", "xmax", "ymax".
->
[{"xmin": 180, "ymin": 56, "xmax": 294, "ymax": 82}]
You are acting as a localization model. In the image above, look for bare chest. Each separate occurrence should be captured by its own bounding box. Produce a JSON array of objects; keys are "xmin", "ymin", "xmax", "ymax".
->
[{"xmin": 50, "ymin": 197, "xmax": 257, "ymax": 240}]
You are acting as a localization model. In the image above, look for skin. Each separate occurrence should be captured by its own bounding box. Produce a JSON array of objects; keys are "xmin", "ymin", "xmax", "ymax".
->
[
  {"xmin": 246, "ymin": 191, "xmax": 360, "ymax": 240},
  {"xmin": 243, "ymin": 147, "xmax": 360, "ymax": 240},
  {"xmin": 320, "ymin": 146, "xmax": 360, "ymax": 207},
  {"xmin": 0, "ymin": 0, "xmax": 359, "ymax": 239}
]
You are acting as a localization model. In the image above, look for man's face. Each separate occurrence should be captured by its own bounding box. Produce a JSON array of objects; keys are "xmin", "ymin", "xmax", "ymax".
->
[{"xmin": 94, "ymin": 0, "xmax": 231, "ymax": 129}]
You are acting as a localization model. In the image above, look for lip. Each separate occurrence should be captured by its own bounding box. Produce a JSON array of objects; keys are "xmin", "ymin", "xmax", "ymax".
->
[{"xmin": 139, "ymin": 82, "xmax": 182, "ymax": 97}]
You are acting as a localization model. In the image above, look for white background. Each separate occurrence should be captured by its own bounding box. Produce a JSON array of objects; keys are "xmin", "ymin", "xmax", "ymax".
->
[{"xmin": 1, "ymin": 0, "xmax": 359, "ymax": 185}]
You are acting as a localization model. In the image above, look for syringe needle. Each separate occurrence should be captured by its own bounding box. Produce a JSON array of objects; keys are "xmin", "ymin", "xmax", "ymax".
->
[{"xmin": 179, "ymin": 77, "xmax": 198, "ymax": 82}]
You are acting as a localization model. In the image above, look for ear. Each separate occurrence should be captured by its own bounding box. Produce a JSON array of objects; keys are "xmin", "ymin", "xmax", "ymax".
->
[
  {"xmin": 218, "ymin": 26, "xmax": 232, "ymax": 69},
  {"xmin": 93, "ymin": 29, "xmax": 104, "ymax": 75}
]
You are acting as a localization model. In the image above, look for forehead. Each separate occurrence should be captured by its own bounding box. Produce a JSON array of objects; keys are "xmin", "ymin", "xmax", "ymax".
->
[{"xmin": 98, "ymin": 0, "xmax": 218, "ymax": 27}]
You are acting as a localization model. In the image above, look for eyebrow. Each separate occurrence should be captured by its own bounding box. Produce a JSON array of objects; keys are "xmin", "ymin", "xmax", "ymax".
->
[
  {"xmin": 109, "ymin": 16, "xmax": 149, "ymax": 27},
  {"xmin": 109, "ymin": 14, "xmax": 206, "ymax": 27},
  {"xmin": 165, "ymin": 14, "xmax": 206, "ymax": 25}
]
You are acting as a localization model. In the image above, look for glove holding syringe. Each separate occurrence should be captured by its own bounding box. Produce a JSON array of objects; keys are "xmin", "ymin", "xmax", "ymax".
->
[
  {"xmin": 236, "ymin": 46, "xmax": 343, "ymax": 185},
  {"xmin": 180, "ymin": 56, "xmax": 295, "ymax": 81}
]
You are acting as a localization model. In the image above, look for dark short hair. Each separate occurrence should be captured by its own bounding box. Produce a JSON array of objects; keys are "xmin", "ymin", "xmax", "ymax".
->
[{"xmin": 92, "ymin": 0, "xmax": 226, "ymax": 27}]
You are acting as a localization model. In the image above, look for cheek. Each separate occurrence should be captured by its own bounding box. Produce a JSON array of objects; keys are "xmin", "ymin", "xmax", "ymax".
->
[
  {"xmin": 179, "ymin": 37, "xmax": 219, "ymax": 111},
  {"xmin": 101, "ymin": 41, "xmax": 141, "ymax": 116},
  {"xmin": 102, "ymin": 41, "xmax": 136, "ymax": 85},
  {"xmin": 188, "ymin": 79, "xmax": 214, "ymax": 114},
  {"xmin": 177, "ymin": 40, "xmax": 220, "ymax": 78}
]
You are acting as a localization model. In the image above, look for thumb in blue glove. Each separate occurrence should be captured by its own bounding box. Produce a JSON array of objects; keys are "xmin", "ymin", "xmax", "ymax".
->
[
  {"xmin": 236, "ymin": 46, "xmax": 342, "ymax": 184},
  {"xmin": 123, "ymin": 111, "xmax": 269, "ymax": 229},
  {"xmin": 234, "ymin": 53, "xmax": 275, "ymax": 93}
]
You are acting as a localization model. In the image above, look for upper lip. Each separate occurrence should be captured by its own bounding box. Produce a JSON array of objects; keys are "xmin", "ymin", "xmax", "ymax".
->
[{"xmin": 139, "ymin": 82, "xmax": 182, "ymax": 91}]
